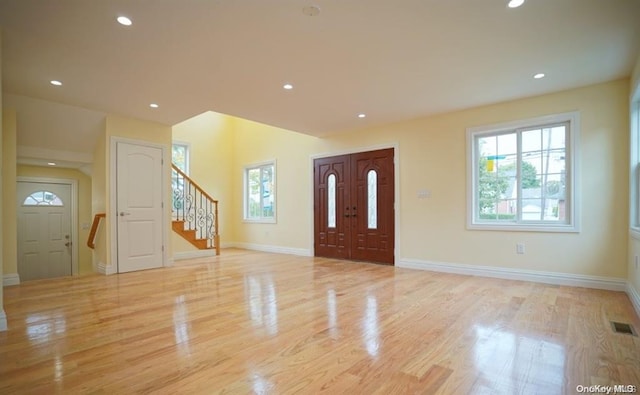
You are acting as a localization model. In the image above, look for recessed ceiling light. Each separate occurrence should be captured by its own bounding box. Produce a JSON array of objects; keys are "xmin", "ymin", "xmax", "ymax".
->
[
  {"xmin": 117, "ymin": 16, "xmax": 132, "ymax": 26},
  {"xmin": 507, "ymin": 0, "xmax": 525, "ymax": 8},
  {"xmin": 50, "ymin": 80, "xmax": 62, "ymax": 86},
  {"xmin": 358, "ymin": 113, "xmax": 366, "ymax": 118},
  {"xmin": 283, "ymin": 83, "xmax": 293, "ymax": 90},
  {"xmin": 149, "ymin": 103, "xmax": 159, "ymax": 108},
  {"xmin": 534, "ymin": 73, "xmax": 545, "ymax": 79},
  {"xmin": 47, "ymin": 162, "xmax": 56, "ymax": 166}
]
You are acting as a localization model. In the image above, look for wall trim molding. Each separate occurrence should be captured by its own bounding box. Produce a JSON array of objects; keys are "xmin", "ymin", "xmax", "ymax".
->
[
  {"xmin": 230, "ymin": 242, "xmax": 312, "ymax": 257},
  {"xmin": 97, "ymin": 262, "xmax": 116, "ymax": 275},
  {"xmin": 0, "ymin": 310, "xmax": 7, "ymax": 332},
  {"xmin": 397, "ymin": 258, "xmax": 628, "ymax": 292},
  {"xmin": 173, "ymin": 250, "xmax": 218, "ymax": 261},
  {"xmin": 3, "ymin": 273, "xmax": 20, "ymax": 287},
  {"xmin": 627, "ymin": 282, "xmax": 640, "ymax": 318}
]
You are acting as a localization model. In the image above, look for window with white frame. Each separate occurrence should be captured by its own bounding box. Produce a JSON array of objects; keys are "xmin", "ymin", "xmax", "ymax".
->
[
  {"xmin": 172, "ymin": 142, "xmax": 190, "ymax": 174},
  {"xmin": 467, "ymin": 112, "xmax": 580, "ymax": 232},
  {"xmin": 244, "ymin": 162, "xmax": 276, "ymax": 222},
  {"xmin": 630, "ymin": 93, "xmax": 640, "ymax": 236}
]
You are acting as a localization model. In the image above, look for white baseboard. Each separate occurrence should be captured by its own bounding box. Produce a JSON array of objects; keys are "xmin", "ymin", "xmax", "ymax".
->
[
  {"xmin": 3, "ymin": 273, "xmax": 20, "ymax": 287},
  {"xmin": 397, "ymin": 258, "xmax": 628, "ymax": 292},
  {"xmin": 0, "ymin": 309, "xmax": 7, "ymax": 331},
  {"xmin": 97, "ymin": 262, "xmax": 116, "ymax": 275},
  {"xmin": 173, "ymin": 250, "xmax": 219, "ymax": 261},
  {"xmin": 230, "ymin": 242, "xmax": 312, "ymax": 257},
  {"xmin": 627, "ymin": 282, "xmax": 640, "ymax": 318}
]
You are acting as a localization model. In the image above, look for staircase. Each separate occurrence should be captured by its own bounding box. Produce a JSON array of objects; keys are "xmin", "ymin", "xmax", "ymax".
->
[{"xmin": 172, "ymin": 164, "xmax": 220, "ymax": 255}]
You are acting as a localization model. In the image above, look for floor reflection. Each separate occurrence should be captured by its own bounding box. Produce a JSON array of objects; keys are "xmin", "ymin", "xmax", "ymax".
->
[
  {"xmin": 362, "ymin": 294, "xmax": 380, "ymax": 357},
  {"xmin": 244, "ymin": 275, "xmax": 278, "ymax": 336},
  {"xmin": 25, "ymin": 311, "xmax": 66, "ymax": 344},
  {"xmin": 473, "ymin": 325, "xmax": 565, "ymax": 394},
  {"xmin": 173, "ymin": 295, "xmax": 191, "ymax": 357},
  {"xmin": 327, "ymin": 289, "xmax": 338, "ymax": 338}
]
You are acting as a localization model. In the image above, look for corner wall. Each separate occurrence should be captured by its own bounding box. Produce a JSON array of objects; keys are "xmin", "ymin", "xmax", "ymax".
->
[
  {"xmin": 1, "ymin": 29, "xmax": 7, "ymax": 331},
  {"xmin": 2, "ymin": 109, "xmax": 16, "ymax": 286}
]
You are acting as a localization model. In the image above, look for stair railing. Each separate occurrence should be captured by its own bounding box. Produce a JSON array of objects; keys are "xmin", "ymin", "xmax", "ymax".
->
[
  {"xmin": 172, "ymin": 164, "xmax": 220, "ymax": 254},
  {"xmin": 87, "ymin": 213, "xmax": 106, "ymax": 249}
]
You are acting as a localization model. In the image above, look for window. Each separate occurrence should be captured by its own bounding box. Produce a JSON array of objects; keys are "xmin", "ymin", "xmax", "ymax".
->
[
  {"xmin": 467, "ymin": 112, "xmax": 579, "ymax": 232},
  {"xmin": 23, "ymin": 191, "xmax": 64, "ymax": 206},
  {"xmin": 630, "ymin": 89, "xmax": 640, "ymax": 237},
  {"xmin": 172, "ymin": 142, "xmax": 190, "ymax": 174},
  {"xmin": 244, "ymin": 161, "xmax": 276, "ymax": 222}
]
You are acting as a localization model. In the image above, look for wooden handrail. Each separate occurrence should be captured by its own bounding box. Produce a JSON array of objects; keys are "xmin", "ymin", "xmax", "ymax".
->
[
  {"xmin": 172, "ymin": 164, "xmax": 219, "ymax": 204},
  {"xmin": 87, "ymin": 213, "xmax": 106, "ymax": 249}
]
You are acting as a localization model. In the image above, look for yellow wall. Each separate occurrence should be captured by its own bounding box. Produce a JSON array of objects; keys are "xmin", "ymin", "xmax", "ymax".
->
[
  {"xmin": 17, "ymin": 165, "xmax": 93, "ymax": 275},
  {"xmin": 91, "ymin": 124, "xmax": 108, "ymax": 270},
  {"xmin": 99, "ymin": 115, "xmax": 173, "ymax": 269},
  {"xmin": 2, "ymin": 109, "xmax": 17, "ymax": 278},
  {"xmin": 1, "ymin": 30, "xmax": 5, "ymax": 327},
  {"xmin": 229, "ymin": 79, "xmax": 629, "ymax": 279},
  {"xmin": 232, "ymin": 118, "xmax": 319, "ymax": 250},
  {"xmin": 172, "ymin": 111, "xmax": 235, "ymax": 253}
]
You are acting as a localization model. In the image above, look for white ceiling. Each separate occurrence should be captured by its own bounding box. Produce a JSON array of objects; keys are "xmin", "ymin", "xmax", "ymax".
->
[{"xmin": 1, "ymin": 0, "xmax": 639, "ymax": 163}]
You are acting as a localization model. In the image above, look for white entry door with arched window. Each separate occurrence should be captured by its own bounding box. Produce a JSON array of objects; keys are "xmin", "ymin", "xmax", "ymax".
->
[{"xmin": 17, "ymin": 181, "xmax": 73, "ymax": 282}]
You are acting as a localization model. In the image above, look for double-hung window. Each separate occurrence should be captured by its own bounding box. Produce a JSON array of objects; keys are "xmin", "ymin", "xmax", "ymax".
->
[
  {"xmin": 630, "ymin": 89, "xmax": 640, "ymax": 238},
  {"xmin": 244, "ymin": 161, "xmax": 276, "ymax": 222},
  {"xmin": 467, "ymin": 112, "xmax": 580, "ymax": 232}
]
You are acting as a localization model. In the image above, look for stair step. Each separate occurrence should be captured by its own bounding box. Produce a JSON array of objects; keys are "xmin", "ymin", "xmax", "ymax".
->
[{"xmin": 172, "ymin": 220, "xmax": 213, "ymax": 250}]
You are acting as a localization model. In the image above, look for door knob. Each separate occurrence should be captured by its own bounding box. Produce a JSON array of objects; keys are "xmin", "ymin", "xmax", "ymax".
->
[
  {"xmin": 65, "ymin": 242, "xmax": 72, "ymax": 247},
  {"xmin": 119, "ymin": 212, "xmax": 131, "ymax": 216}
]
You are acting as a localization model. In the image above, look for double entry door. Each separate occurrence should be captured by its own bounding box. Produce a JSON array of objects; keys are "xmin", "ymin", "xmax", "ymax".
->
[{"xmin": 314, "ymin": 148, "xmax": 394, "ymax": 265}]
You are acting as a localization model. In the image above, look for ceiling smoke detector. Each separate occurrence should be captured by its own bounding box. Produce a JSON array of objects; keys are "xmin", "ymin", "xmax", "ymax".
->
[{"xmin": 302, "ymin": 5, "xmax": 321, "ymax": 17}]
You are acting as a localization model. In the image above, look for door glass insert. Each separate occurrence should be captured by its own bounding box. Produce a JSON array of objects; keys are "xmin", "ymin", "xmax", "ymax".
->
[
  {"xmin": 368, "ymin": 170, "xmax": 377, "ymax": 229},
  {"xmin": 23, "ymin": 191, "xmax": 64, "ymax": 206},
  {"xmin": 328, "ymin": 174, "xmax": 336, "ymax": 228}
]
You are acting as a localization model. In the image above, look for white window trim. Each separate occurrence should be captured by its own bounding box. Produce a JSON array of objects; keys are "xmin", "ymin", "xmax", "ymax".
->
[
  {"xmin": 243, "ymin": 160, "xmax": 277, "ymax": 224},
  {"xmin": 629, "ymin": 87, "xmax": 640, "ymax": 239},
  {"xmin": 172, "ymin": 141, "xmax": 190, "ymax": 175},
  {"xmin": 466, "ymin": 111, "xmax": 581, "ymax": 233}
]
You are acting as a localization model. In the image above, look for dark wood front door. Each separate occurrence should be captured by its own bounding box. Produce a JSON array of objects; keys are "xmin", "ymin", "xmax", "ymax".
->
[{"xmin": 314, "ymin": 148, "xmax": 395, "ymax": 265}]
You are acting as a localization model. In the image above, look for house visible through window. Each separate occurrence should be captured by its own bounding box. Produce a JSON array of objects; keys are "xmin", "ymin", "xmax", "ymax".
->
[
  {"xmin": 467, "ymin": 112, "xmax": 579, "ymax": 232},
  {"xmin": 244, "ymin": 162, "xmax": 275, "ymax": 222}
]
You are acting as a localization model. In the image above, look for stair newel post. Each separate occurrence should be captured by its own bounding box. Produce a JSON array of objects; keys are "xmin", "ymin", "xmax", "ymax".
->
[{"xmin": 214, "ymin": 199, "xmax": 220, "ymax": 255}]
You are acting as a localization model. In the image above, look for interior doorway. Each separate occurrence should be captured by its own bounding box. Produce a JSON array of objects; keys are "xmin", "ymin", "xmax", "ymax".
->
[
  {"xmin": 17, "ymin": 180, "xmax": 75, "ymax": 281},
  {"xmin": 314, "ymin": 148, "xmax": 395, "ymax": 265}
]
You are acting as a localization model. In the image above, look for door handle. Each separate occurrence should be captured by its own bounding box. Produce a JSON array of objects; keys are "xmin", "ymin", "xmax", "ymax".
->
[
  {"xmin": 65, "ymin": 242, "xmax": 72, "ymax": 247},
  {"xmin": 119, "ymin": 212, "xmax": 131, "ymax": 217}
]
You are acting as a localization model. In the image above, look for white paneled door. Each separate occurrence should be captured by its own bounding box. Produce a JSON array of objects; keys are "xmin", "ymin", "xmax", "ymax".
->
[
  {"xmin": 116, "ymin": 142, "xmax": 164, "ymax": 273},
  {"xmin": 17, "ymin": 182, "xmax": 72, "ymax": 281}
]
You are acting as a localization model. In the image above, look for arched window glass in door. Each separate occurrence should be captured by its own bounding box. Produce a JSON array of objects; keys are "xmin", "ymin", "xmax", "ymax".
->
[
  {"xmin": 328, "ymin": 174, "xmax": 336, "ymax": 228},
  {"xmin": 367, "ymin": 170, "xmax": 377, "ymax": 229},
  {"xmin": 22, "ymin": 191, "xmax": 64, "ymax": 206}
]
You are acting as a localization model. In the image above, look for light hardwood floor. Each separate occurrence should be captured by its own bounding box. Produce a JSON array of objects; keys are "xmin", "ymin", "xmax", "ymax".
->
[{"xmin": 1, "ymin": 249, "xmax": 639, "ymax": 394}]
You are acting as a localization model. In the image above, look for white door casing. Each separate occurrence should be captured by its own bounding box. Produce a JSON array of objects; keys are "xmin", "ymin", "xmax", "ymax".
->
[
  {"xmin": 17, "ymin": 181, "xmax": 75, "ymax": 281},
  {"xmin": 114, "ymin": 140, "xmax": 165, "ymax": 273}
]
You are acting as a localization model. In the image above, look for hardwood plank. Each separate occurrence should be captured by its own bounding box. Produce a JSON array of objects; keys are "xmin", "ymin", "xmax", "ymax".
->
[{"xmin": 1, "ymin": 248, "xmax": 639, "ymax": 394}]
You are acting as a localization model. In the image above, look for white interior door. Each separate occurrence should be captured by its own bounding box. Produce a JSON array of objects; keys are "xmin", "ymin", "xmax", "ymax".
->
[
  {"xmin": 17, "ymin": 182, "xmax": 72, "ymax": 281},
  {"xmin": 116, "ymin": 142, "xmax": 164, "ymax": 273}
]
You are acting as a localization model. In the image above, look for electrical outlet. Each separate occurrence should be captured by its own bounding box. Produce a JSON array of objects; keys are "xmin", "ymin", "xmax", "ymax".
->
[{"xmin": 516, "ymin": 243, "xmax": 525, "ymax": 254}]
